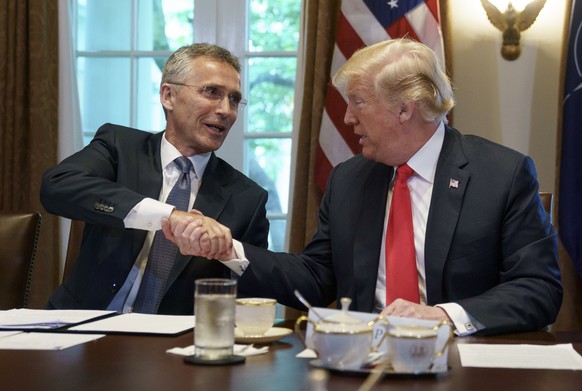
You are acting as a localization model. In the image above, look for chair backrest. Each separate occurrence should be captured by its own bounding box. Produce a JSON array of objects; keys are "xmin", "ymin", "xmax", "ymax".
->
[
  {"xmin": 539, "ymin": 192, "xmax": 553, "ymax": 219},
  {"xmin": 0, "ymin": 211, "xmax": 41, "ymax": 309},
  {"xmin": 62, "ymin": 219, "xmax": 85, "ymax": 282}
]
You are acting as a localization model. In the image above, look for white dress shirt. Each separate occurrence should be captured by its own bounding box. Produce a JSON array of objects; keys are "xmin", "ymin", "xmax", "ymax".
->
[
  {"xmin": 372, "ymin": 122, "xmax": 480, "ymax": 335},
  {"xmin": 107, "ymin": 134, "xmax": 210, "ymax": 313}
]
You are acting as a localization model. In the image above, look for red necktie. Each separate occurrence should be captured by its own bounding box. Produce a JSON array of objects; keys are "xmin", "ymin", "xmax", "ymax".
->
[{"xmin": 385, "ymin": 164, "xmax": 420, "ymax": 305}]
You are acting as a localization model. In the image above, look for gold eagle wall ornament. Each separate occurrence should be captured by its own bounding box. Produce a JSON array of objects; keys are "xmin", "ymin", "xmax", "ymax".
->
[{"xmin": 480, "ymin": 0, "xmax": 546, "ymax": 61}]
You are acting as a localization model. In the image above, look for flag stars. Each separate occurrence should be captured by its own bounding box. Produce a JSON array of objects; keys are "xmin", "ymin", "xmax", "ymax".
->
[{"xmin": 387, "ymin": 0, "xmax": 399, "ymax": 8}]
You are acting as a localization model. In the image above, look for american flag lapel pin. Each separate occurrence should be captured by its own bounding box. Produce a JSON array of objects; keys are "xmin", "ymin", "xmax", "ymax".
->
[{"xmin": 449, "ymin": 178, "xmax": 459, "ymax": 189}]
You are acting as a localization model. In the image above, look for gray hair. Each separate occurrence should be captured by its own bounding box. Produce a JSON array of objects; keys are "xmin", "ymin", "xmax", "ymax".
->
[{"xmin": 161, "ymin": 43, "xmax": 241, "ymax": 86}]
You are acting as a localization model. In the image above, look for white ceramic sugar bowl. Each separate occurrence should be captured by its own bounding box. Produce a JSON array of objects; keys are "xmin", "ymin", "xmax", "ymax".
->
[{"xmin": 295, "ymin": 297, "xmax": 386, "ymax": 370}]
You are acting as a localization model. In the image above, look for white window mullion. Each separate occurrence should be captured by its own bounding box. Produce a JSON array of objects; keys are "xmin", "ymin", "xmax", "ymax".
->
[{"xmin": 195, "ymin": 0, "xmax": 248, "ymax": 170}]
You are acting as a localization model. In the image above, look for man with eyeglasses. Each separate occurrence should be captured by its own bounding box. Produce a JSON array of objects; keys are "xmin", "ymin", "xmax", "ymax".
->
[{"xmin": 41, "ymin": 43, "xmax": 269, "ymax": 315}]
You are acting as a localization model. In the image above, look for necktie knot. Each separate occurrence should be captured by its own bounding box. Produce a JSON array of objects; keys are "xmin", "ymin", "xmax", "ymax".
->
[
  {"xmin": 174, "ymin": 156, "xmax": 193, "ymax": 175},
  {"xmin": 396, "ymin": 164, "xmax": 414, "ymax": 182},
  {"xmin": 174, "ymin": 157, "xmax": 193, "ymax": 190}
]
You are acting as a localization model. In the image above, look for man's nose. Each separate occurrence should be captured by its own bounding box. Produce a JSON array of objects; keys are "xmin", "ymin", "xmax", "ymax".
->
[
  {"xmin": 344, "ymin": 106, "xmax": 357, "ymax": 125},
  {"xmin": 215, "ymin": 95, "xmax": 233, "ymax": 115}
]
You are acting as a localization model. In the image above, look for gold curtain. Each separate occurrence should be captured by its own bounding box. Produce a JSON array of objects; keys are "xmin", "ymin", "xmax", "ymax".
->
[
  {"xmin": 0, "ymin": 0, "xmax": 60, "ymax": 308},
  {"xmin": 288, "ymin": 0, "xmax": 341, "ymax": 252},
  {"xmin": 289, "ymin": 0, "xmax": 452, "ymax": 251}
]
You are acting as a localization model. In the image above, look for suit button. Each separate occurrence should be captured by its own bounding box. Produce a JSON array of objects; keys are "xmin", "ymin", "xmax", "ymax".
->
[{"xmin": 111, "ymin": 283, "xmax": 120, "ymax": 293}]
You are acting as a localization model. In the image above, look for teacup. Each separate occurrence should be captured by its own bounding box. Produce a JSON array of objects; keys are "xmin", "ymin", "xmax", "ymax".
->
[
  {"xmin": 235, "ymin": 298, "xmax": 277, "ymax": 337},
  {"xmin": 387, "ymin": 321, "xmax": 454, "ymax": 373},
  {"xmin": 295, "ymin": 298, "xmax": 386, "ymax": 370}
]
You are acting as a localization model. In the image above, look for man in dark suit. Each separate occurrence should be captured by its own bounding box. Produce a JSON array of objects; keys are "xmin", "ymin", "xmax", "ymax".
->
[
  {"xmin": 166, "ymin": 38, "xmax": 562, "ymax": 335},
  {"xmin": 41, "ymin": 43, "xmax": 269, "ymax": 315}
]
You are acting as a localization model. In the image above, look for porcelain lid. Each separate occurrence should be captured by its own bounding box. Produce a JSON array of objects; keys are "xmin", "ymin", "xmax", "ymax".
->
[{"xmin": 314, "ymin": 298, "xmax": 371, "ymax": 333}]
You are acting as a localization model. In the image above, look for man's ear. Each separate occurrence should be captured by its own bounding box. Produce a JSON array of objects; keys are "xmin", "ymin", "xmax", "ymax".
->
[
  {"xmin": 398, "ymin": 101, "xmax": 414, "ymax": 123},
  {"xmin": 160, "ymin": 83, "xmax": 174, "ymax": 112}
]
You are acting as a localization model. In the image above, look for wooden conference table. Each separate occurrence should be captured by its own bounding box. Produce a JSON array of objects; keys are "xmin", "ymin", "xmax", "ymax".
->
[{"xmin": 1, "ymin": 325, "xmax": 581, "ymax": 391}]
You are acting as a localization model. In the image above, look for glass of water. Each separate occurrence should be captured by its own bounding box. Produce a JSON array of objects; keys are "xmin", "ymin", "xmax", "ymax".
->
[{"xmin": 194, "ymin": 278, "xmax": 237, "ymax": 361}]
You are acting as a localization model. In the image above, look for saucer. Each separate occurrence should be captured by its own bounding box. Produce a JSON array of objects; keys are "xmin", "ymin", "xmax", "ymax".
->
[
  {"xmin": 234, "ymin": 327, "xmax": 292, "ymax": 344},
  {"xmin": 309, "ymin": 359, "xmax": 449, "ymax": 378}
]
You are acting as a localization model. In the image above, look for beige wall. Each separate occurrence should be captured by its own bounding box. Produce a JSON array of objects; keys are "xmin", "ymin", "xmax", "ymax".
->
[{"xmin": 447, "ymin": 0, "xmax": 569, "ymax": 194}]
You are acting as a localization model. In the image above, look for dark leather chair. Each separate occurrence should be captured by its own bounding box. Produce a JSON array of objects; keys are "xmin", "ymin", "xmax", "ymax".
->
[
  {"xmin": 62, "ymin": 219, "xmax": 84, "ymax": 282},
  {"xmin": 0, "ymin": 211, "xmax": 41, "ymax": 309}
]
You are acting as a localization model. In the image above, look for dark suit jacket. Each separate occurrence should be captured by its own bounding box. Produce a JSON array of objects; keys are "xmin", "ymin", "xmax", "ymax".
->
[
  {"xmin": 41, "ymin": 123, "xmax": 269, "ymax": 314},
  {"xmin": 238, "ymin": 126, "xmax": 562, "ymax": 335}
]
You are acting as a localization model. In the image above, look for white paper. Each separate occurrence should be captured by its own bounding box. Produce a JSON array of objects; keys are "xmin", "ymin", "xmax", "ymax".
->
[
  {"xmin": 296, "ymin": 348, "xmax": 317, "ymax": 358},
  {"xmin": 0, "ymin": 331, "xmax": 22, "ymax": 339},
  {"xmin": 0, "ymin": 332, "xmax": 105, "ymax": 350},
  {"xmin": 0, "ymin": 309, "xmax": 116, "ymax": 329},
  {"xmin": 458, "ymin": 343, "xmax": 582, "ymax": 370},
  {"xmin": 68, "ymin": 313, "xmax": 194, "ymax": 335}
]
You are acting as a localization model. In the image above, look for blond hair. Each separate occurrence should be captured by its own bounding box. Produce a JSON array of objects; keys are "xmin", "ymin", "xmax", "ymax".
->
[{"xmin": 332, "ymin": 38, "xmax": 454, "ymax": 123}]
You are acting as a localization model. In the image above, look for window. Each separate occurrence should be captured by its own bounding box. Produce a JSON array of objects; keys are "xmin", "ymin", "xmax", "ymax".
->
[{"xmin": 72, "ymin": 0, "xmax": 301, "ymax": 251}]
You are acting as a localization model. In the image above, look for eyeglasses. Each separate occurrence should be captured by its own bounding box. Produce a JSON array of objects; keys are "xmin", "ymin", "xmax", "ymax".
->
[{"xmin": 168, "ymin": 82, "xmax": 247, "ymax": 111}]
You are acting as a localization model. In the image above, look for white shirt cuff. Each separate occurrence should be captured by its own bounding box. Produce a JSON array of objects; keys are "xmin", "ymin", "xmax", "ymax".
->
[
  {"xmin": 436, "ymin": 302, "xmax": 482, "ymax": 336},
  {"xmin": 123, "ymin": 198, "xmax": 174, "ymax": 231},
  {"xmin": 220, "ymin": 240, "xmax": 249, "ymax": 276}
]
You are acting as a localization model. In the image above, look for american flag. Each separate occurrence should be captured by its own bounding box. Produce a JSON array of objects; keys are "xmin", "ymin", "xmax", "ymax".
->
[{"xmin": 314, "ymin": 0, "xmax": 445, "ymax": 191}]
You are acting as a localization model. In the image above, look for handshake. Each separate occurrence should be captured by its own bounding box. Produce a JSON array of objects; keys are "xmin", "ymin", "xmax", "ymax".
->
[{"xmin": 161, "ymin": 209, "xmax": 235, "ymax": 261}]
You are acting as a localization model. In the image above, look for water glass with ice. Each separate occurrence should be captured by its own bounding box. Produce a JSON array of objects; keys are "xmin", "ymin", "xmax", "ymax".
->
[{"xmin": 194, "ymin": 278, "xmax": 237, "ymax": 361}]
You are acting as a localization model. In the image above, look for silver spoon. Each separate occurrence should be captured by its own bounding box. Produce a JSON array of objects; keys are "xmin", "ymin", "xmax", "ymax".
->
[{"xmin": 294, "ymin": 290, "xmax": 327, "ymax": 321}]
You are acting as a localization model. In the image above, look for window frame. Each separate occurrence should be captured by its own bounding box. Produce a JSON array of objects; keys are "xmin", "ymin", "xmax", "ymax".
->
[{"xmin": 70, "ymin": 0, "xmax": 301, "ymax": 251}]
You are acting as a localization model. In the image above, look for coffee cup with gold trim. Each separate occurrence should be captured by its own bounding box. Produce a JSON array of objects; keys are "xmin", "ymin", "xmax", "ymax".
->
[
  {"xmin": 235, "ymin": 298, "xmax": 277, "ymax": 337},
  {"xmin": 387, "ymin": 321, "xmax": 454, "ymax": 373}
]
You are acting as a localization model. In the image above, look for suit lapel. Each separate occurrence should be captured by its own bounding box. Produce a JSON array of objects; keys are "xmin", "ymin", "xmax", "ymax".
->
[
  {"xmin": 353, "ymin": 163, "xmax": 392, "ymax": 311},
  {"xmin": 191, "ymin": 154, "xmax": 229, "ymax": 219},
  {"xmin": 138, "ymin": 131, "xmax": 164, "ymax": 198},
  {"xmin": 134, "ymin": 132, "xmax": 164, "ymax": 254},
  {"xmin": 424, "ymin": 127, "xmax": 469, "ymax": 304}
]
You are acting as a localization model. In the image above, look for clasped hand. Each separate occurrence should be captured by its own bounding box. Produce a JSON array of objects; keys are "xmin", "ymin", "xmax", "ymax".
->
[{"xmin": 161, "ymin": 209, "xmax": 235, "ymax": 260}]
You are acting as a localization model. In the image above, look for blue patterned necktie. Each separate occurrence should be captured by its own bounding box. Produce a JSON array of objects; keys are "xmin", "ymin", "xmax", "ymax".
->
[{"xmin": 133, "ymin": 156, "xmax": 194, "ymax": 313}]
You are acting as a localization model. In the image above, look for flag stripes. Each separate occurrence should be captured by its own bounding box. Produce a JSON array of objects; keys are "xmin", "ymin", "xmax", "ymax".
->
[{"xmin": 315, "ymin": 0, "xmax": 444, "ymax": 191}]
